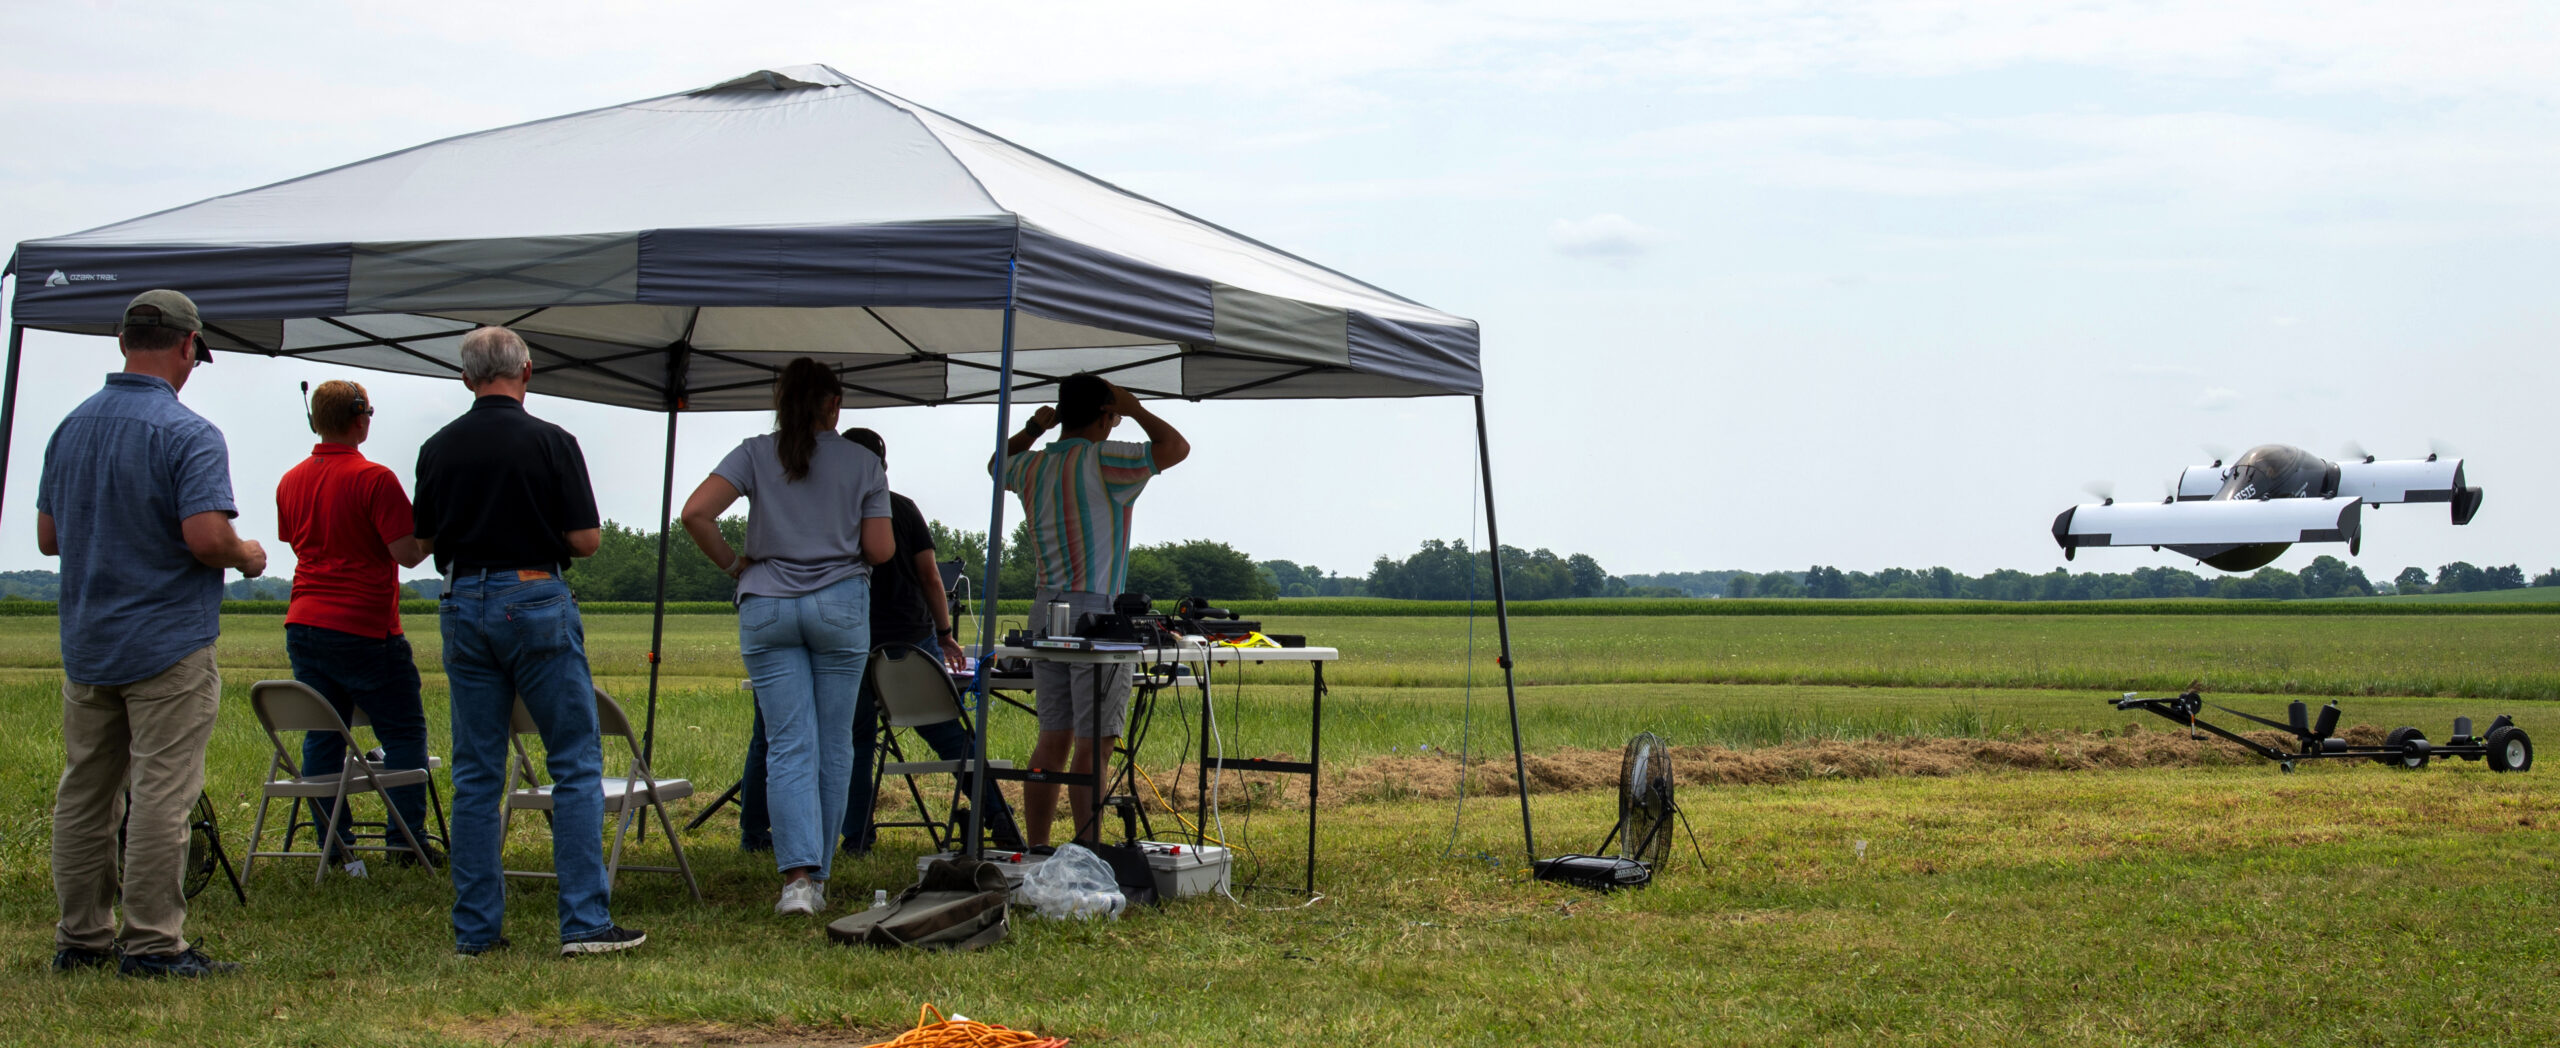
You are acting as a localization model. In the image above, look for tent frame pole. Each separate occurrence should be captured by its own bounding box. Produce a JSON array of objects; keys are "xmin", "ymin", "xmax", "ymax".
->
[
  {"xmin": 641, "ymin": 407, "xmax": 679, "ymax": 767},
  {"xmin": 1474, "ymin": 395, "xmax": 1536, "ymax": 865},
  {"xmin": 640, "ymin": 336, "xmax": 691, "ymax": 769},
  {"xmin": 0, "ymin": 321, "xmax": 23, "ymax": 528},
  {"xmin": 963, "ymin": 255, "xmax": 1020, "ymax": 861}
]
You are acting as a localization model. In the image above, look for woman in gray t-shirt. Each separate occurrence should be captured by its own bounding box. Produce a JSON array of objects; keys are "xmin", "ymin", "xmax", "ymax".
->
[{"xmin": 679, "ymin": 358, "xmax": 890, "ymax": 916}]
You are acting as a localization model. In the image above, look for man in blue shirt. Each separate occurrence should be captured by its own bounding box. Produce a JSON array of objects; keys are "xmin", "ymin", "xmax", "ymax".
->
[{"xmin": 38, "ymin": 290, "xmax": 266, "ymax": 979}]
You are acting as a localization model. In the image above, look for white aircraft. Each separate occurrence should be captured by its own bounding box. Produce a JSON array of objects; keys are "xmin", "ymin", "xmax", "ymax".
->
[{"xmin": 2052, "ymin": 444, "xmax": 2483, "ymax": 572}]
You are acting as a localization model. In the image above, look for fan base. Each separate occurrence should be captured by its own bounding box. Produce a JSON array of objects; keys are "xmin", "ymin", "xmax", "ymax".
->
[{"xmin": 1533, "ymin": 854, "xmax": 1652, "ymax": 891}]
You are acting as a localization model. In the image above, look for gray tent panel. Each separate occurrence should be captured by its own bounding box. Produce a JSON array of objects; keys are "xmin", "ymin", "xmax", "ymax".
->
[
  {"xmin": 350, "ymin": 235, "xmax": 640, "ymax": 313},
  {"xmin": 1213, "ymin": 284, "xmax": 1349, "ymax": 366}
]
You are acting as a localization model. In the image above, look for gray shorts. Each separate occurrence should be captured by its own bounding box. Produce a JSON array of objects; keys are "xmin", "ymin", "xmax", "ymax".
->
[{"xmin": 1032, "ymin": 589, "xmax": 1131, "ymax": 737}]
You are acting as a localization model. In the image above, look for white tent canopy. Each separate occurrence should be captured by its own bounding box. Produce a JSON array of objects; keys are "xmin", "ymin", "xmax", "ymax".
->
[
  {"xmin": 5, "ymin": 65, "xmax": 1477, "ymax": 411},
  {"xmin": 2, "ymin": 65, "xmax": 1534, "ymax": 866}
]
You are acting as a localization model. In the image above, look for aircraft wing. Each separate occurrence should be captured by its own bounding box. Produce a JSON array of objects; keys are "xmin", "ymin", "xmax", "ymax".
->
[
  {"xmin": 2335, "ymin": 458, "xmax": 2482, "ymax": 523},
  {"xmin": 2052, "ymin": 497, "xmax": 2362, "ymax": 554}
]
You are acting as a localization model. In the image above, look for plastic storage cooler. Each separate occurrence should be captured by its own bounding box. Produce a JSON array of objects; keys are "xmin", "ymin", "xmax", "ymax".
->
[{"xmin": 1141, "ymin": 842, "xmax": 1232, "ymax": 899}]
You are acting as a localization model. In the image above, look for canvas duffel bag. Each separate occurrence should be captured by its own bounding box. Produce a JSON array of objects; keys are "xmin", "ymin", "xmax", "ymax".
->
[{"xmin": 827, "ymin": 858, "xmax": 1012, "ymax": 950}]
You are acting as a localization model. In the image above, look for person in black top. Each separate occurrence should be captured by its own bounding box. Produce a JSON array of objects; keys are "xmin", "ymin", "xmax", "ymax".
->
[
  {"xmin": 840, "ymin": 427, "xmax": 1022, "ymax": 852},
  {"xmin": 411, "ymin": 325, "xmax": 643, "ymax": 958},
  {"xmin": 733, "ymin": 428, "xmax": 1025, "ymax": 855}
]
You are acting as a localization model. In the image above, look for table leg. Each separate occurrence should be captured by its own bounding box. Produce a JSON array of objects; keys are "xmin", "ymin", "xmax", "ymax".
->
[{"xmin": 1306, "ymin": 661, "xmax": 1325, "ymax": 896}]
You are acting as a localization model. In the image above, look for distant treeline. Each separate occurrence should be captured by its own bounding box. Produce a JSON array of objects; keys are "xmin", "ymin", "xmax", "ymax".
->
[{"xmin": 4, "ymin": 533, "xmax": 2549, "ymax": 607}]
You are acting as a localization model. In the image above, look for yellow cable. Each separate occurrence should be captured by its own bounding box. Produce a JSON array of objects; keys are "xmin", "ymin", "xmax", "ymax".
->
[{"xmin": 860, "ymin": 1003, "xmax": 1068, "ymax": 1048}]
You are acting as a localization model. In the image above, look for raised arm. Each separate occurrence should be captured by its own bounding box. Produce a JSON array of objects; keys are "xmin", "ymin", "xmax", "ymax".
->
[
  {"xmin": 991, "ymin": 405, "xmax": 1058, "ymax": 474},
  {"xmin": 1117, "ymin": 387, "xmax": 1189, "ymax": 472}
]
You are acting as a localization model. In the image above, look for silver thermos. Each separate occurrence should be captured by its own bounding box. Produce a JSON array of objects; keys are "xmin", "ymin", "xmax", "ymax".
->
[{"xmin": 1044, "ymin": 598, "xmax": 1075, "ymax": 638}]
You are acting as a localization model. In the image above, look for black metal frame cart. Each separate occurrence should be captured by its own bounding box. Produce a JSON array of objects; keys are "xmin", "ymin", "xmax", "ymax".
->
[
  {"xmin": 1185, "ymin": 645, "xmax": 1339, "ymax": 897},
  {"xmin": 985, "ymin": 646, "xmax": 1152, "ymax": 849}
]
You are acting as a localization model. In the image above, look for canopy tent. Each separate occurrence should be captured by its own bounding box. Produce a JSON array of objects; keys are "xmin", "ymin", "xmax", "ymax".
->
[{"xmin": 2, "ymin": 64, "xmax": 1536, "ymax": 863}]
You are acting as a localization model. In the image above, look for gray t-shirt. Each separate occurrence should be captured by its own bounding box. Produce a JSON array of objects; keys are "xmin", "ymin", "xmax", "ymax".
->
[{"xmin": 712, "ymin": 431, "xmax": 890, "ymax": 600}]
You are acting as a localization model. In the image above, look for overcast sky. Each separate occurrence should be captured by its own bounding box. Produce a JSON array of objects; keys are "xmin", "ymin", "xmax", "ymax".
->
[{"xmin": 3, "ymin": 2, "xmax": 2553, "ymax": 585}]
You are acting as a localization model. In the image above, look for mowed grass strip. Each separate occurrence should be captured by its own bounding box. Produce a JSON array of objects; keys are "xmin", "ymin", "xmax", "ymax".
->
[{"xmin": 1, "ymin": 611, "xmax": 2551, "ymax": 701}]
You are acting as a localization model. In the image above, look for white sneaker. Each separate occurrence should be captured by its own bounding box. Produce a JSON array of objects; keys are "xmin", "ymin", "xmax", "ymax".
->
[{"xmin": 775, "ymin": 879, "xmax": 825, "ymax": 916}]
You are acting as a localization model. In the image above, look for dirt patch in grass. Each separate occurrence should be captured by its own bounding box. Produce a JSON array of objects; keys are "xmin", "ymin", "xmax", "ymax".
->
[
  {"xmin": 1147, "ymin": 723, "xmax": 2408, "ymax": 808},
  {"xmin": 446, "ymin": 1016, "xmax": 896, "ymax": 1046}
]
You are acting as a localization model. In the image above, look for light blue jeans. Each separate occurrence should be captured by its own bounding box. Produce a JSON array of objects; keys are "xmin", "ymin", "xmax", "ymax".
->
[
  {"xmin": 441, "ymin": 573, "xmax": 611, "ymax": 950},
  {"xmin": 738, "ymin": 574, "xmax": 871, "ymax": 880}
]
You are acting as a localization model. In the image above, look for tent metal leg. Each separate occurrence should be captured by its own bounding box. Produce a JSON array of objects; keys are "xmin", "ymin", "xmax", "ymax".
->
[
  {"xmin": 963, "ymin": 255, "xmax": 1020, "ymax": 861},
  {"xmin": 641, "ymin": 407, "xmax": 678, "ymax": 768},
  {"xmin": 0, "ymin": 324, "xmax": 24, "ymax": 525},
  {"xmin": 1474, "ymin": 395, "xmax": 1536, "ymax": 865}
]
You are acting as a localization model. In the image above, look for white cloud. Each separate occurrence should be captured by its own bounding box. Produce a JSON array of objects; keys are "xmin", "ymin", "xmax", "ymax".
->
[
  {"xmin": 2193, "ymin": 386, "xmax": 2243, "ymax": 411},
  {"xmin": 1549, "ymin": 213, "xmax": 1670, "ymax": 260}
]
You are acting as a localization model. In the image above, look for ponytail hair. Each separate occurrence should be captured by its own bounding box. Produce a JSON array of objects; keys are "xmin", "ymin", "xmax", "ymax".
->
[{"xmin": 773, "ymin": 357, "xmax": 843, "ymax": 482}]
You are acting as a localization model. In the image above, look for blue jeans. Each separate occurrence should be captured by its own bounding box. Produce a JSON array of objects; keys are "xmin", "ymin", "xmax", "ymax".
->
[
  {"xmin": 742, "ymin": 636, "xmax": 1022, "ymax": 852},
  {"xmin": 287, "ymin": 624, "xmax": 431, "ymax": 849},
  {"xmin": 440, "ymin": 574, "xmax": 611, "ymax": 949},
  {"xmin": 738, "ymin": 575, "xmax": 870, "ymax": 880}
]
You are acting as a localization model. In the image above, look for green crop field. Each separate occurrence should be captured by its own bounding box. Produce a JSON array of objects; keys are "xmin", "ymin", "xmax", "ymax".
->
[{"xmin": 4, "ymin": 612, "xmax": 2556, "ymax": 1046}]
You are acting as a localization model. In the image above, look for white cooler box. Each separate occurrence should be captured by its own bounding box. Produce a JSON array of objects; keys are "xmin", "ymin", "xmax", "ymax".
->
[{"xmin": 1140, "ymin": 841, "xmax": 1232, "ymax": 899}]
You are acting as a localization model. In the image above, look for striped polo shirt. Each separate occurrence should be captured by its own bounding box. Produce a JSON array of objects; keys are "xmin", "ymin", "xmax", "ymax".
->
[{"xmin": 1003, "ymin": 437, "xmax": 1156, "ymax": 594}]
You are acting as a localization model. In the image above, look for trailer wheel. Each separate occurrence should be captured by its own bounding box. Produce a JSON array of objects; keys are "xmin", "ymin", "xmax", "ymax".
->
[
  {"xmin": 2384, "ymin": 727, "xmax": 2429, "ymax": 770},
  {"xmin": 2486, "ymin": 726, "xmax": 2533, "ymax": 773}
]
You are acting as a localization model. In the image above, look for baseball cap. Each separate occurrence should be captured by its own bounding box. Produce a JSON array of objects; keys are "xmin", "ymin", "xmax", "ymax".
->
[{"xmin": 118, "ymin": 289, "xmax": 212, "ymax": 364}]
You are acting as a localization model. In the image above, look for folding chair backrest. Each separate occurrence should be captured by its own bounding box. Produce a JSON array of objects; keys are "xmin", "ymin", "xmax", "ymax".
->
[
  {"xmin": 872, "ymin": 644, "xmax": 966, "ymax": 728},
  {"xmin": 250, "ymin": 680, "xmax": 355, "ymax": 773},
  {"xmin": 591, "ymin": 687, "xmax": 637, "ymax": 741}
]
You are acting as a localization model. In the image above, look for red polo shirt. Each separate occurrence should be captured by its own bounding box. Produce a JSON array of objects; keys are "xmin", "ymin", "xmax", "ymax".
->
[{"xmin": 277, "ymin": 443, "xmax": 413, "ymax": 638}]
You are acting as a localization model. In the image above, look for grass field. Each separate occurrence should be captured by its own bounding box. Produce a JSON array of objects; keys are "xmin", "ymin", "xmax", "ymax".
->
[
  {"xmin": 2318, "ymin": 585, "xmax": 2560, "ymax": 605},
  {"xmin": 4, "ymin": 612, "xmax": 2557, "ymax": 1046}
]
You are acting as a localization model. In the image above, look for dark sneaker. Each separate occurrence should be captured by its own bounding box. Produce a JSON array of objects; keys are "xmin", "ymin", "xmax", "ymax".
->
[
  {"xmin": 52, "ymin": 946, "xmax": 114, "ymax": 972},
  {"xmin": 394, "ymin": 843, "xmax": 447, "ymax": 869},
  {"xmin": 559, "ymin": 925, "xmax": 646, "ymax": 957},
  {"xmin": 455, "ymin": 935, "xmax": 511, "ymax": 956},
  {"xmin": 119, "ymin": 948, "xmax": 240, "ymax": 978}
]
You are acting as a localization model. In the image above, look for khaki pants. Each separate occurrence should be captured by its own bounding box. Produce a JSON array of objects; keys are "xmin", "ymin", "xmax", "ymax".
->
[{"xmin": 54, "ymin": 644, "xmax": 220, "ymax": 957}]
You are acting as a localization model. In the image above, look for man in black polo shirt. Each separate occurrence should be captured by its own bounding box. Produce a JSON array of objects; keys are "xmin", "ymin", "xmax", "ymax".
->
[{"xmin": 412, "ymin": 325, "xmax": 642, "ymax": 957}]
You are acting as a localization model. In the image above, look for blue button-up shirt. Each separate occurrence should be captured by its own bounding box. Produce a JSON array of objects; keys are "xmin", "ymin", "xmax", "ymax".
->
[{"xmin": 36, "ymin": 372, "xmax": 236, "ymax": 685}]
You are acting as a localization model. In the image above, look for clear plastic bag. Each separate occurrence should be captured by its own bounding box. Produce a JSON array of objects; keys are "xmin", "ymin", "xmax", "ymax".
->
[{"xmin": 1014, "ymin": 842, "xmax": 1126, "ymax": 920}]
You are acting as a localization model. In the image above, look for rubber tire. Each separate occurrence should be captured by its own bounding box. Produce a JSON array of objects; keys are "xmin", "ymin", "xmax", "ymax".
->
[
  {"xmin": 2486, "ymin": 726, "xmax": 2533, "ymax": 773},
  {"xmin": 2384, "ymin": 727, "xmax": 2428, "ymax": 770}
]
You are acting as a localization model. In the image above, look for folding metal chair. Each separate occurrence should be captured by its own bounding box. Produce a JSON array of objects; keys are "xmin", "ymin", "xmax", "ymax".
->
[
  {"xmin": 870, "ymin": 643, "xmax": 1020, "ymax": 851},
  {"xmin": 280, "ymin": 705, "xmax": 448, "ymax": 857},
  {"xmin": 503, "ymin": 686, "xmax": 700, "ymax": 900},
  {"xmin": 243, "ymin": 680, "xmax": 437, "ymax": 883}
]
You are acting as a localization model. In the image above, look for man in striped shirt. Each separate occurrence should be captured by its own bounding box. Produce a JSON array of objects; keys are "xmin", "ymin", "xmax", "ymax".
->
[{"xmin": 1000, "ymin": 374, "xmax": 1190, "ymax": 849}]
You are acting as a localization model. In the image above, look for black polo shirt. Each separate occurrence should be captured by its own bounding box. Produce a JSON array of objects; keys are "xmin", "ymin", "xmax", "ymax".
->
[
  {"xmin": 412, "ymin": 395, "xmax": 600, "ymax": 576},
  {"xmin": 869, "ymin": 492, "xmax": 938, "ymax": 644}
]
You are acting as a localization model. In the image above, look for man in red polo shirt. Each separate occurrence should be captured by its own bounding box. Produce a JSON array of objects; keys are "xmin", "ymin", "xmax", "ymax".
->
[{"xmin": 276, "ymin": 379, "xmax": 436, "ymax": 864}]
